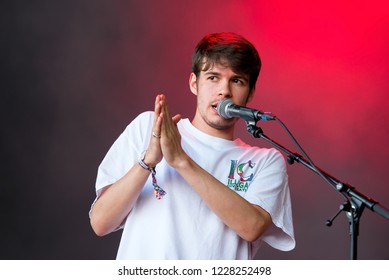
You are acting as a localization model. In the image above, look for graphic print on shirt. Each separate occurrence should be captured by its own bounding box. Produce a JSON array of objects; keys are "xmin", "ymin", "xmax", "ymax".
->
[{"xmin": 227, "ymin": 160, "xmax": 255, "ymax": 192}]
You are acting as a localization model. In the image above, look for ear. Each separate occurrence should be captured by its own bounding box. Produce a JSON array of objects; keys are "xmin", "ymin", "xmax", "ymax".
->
[{"xmin": 189, "ymin": 73, "xmax": 198, "ymax": 95}]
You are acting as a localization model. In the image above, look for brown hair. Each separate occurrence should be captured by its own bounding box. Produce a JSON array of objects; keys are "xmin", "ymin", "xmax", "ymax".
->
[{"xmin": 191, "ymin": 32, "xmax": 261, "ymax": 91}]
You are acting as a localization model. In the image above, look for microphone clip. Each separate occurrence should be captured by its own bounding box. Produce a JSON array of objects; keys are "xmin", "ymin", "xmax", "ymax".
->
[{"xmin": 246, "ymin": 123, "xmax": 264, "ymax": 138}]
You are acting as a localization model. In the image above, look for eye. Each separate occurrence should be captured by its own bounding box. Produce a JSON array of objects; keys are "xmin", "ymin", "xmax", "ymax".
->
[
  {"xmin": 232, "ymin": 78, "xmax": 244, "ymax": 85},
  {"xmin": 208, "ymin": 76, "xmax": 217, "ymax": 81}
]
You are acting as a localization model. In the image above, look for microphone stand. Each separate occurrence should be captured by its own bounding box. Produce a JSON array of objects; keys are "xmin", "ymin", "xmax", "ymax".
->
[{"xmin": 245, "ymin": 120, "xmax": 389, "ymax": 260}]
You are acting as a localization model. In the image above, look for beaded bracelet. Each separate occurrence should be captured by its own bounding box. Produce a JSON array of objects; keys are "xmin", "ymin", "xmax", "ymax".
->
[{"xmin": 138, "ymin": 159, "xmax": 166, "ymax": 200}]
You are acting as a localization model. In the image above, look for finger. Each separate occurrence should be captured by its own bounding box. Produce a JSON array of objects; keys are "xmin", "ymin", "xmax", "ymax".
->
[
  {"xmin": 159, "ymin": 96, "xmax": 182, "ymax": 140},
  {"xmin": 160, "ymin": 95, "xmax": 171, "ymax": 119},
  {"xmin": 152, "ymin": 94, "xmax": 164, "ymax": 139},
  {"xmin": 172, "ymin": 114, "xmax": 182, "ymax": 125},
  {"xmin": 160, "ymin": 98, "xmax": 175, "ymax": 134},
  {"xmin": 152, "ymin": 114, "xmax": 162, "ymax": 139},
  {"xmin": 153, "ymin": 95, "xmax": 162, "ymax": 124}
]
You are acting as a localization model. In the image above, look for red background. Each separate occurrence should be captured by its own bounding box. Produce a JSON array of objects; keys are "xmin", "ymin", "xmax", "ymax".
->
[{"xmin": 2, "ymin": 0, "xmax": 388, "ymax": 259}]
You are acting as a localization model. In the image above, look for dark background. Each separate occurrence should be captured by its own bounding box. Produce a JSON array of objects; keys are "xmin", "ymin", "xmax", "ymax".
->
[{"xmin": 1, "ymin": 0, "xmax": 388, "ymax": 260}]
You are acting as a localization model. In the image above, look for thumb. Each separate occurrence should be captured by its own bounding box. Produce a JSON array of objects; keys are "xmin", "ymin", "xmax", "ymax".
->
[{"xmin": 172, "ymin": 114, "xmax": 182, "ymax": 125}]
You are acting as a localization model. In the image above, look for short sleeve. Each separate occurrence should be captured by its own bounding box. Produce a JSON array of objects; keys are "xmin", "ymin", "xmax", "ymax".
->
[{"xmin": 244, "ymin": 149, "xmax": 295, "ymax": 251}]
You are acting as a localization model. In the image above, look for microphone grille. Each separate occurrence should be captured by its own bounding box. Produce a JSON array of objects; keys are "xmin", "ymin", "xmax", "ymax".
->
[{"xmin": 216, "ymin": 99, "xmax": 234, "ymax": 119}]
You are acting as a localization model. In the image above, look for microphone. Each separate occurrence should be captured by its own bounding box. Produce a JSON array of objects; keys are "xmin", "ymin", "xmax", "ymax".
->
[{"xmin": 217, "ymin": 99, "xmax": 276, "ymax": 121}]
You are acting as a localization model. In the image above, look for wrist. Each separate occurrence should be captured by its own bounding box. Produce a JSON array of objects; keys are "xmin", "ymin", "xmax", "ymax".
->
[
  {"xmin": 171, "ymin": 153, "xmax": 191, "ymax": 171},
  {"xmin": 139, "ymin": 150, "xmax": 156, "ymax": 168},
  {"xmin": 138, "ymin": 150, "xmax": 166, "ymax": 200}
]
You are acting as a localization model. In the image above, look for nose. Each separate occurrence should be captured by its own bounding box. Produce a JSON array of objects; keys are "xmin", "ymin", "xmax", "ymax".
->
[{"xmin": 217, "ymin": 80, "xmax": 232, "ymax": 98}]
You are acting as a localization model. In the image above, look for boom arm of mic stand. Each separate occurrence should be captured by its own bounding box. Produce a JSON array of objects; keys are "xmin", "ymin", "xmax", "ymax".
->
[
  {"xmin": 246, "ymin": 123, "xmax": 389, "ymax": 221},
  {"xmin": 246, "ymin": 120, "xmax": 389, "ymax": 260}
]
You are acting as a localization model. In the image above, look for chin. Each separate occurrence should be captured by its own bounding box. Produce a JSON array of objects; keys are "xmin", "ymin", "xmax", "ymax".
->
[{"xmin": 208, "ymin": 117, "xmax": 236, "ymax": 130}]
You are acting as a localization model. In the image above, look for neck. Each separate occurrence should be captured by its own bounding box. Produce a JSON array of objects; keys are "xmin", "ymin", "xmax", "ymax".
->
[{"xmin": 191, "ymin": 114, "xmax": 236, "ymax": 141}]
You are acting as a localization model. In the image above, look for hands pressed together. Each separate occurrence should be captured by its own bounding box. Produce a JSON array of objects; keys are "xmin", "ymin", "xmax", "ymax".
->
[
  {"xmin": 143, "ymin": 94, "xmax": 186, "ymax": 169},
  {"xmin": 91, "ymin": 94, "xmax": 271, "ymax": 241}
]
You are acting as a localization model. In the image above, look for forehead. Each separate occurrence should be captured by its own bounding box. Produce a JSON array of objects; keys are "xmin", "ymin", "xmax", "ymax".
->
[
  {"xmin": 201, "ymin": 62, "xmax": 248, "ymax": 79},
  {"xmin": 201, "ymin": 58, "xmax": 243, "ymax": 71},
  {"xmin": 201, "ymin": 57, "xmax": 228, "ymax": 71}
]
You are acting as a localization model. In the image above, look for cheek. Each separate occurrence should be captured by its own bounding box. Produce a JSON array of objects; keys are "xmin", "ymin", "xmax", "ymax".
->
[
  {"xmin": 238, "ymin": 85, "xmax": 252, "ymax": 99},
  {"xmin": 196, "ymin": 94, "xmax": 208, "ymax": 109},
  {"xmin": 233, "ymin": 92, "xmax": 252, "ymax": 105},
  {"xmin": 198, "ymin": 82, "xmax": 211, "ymax": 92},
  {"xmin": 196, "ymin": 83, "xmax": 215, "ymax": 100}
]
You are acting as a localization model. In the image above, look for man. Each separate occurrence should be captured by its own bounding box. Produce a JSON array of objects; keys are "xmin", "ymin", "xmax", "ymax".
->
[{"xmin": 90, "ymin": 32, "xmax": 295, "ymax": 259}]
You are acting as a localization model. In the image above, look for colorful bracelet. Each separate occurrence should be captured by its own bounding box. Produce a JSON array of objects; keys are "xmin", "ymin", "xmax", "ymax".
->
[{"xmin": 138, "ymin": 157, "xmax": 166, "ymax": 200}]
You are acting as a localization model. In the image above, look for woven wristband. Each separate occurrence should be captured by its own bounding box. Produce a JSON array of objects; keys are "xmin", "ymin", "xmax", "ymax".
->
[{"xmin": 138, "ymin": 159, "xmax": 166, "ymax": 199}]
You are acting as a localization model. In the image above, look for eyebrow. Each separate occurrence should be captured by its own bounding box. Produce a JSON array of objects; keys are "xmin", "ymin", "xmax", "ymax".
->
[
  {"xmin": 203, "ymin": 71, "xmax": 248, "ymax": 81},
  {"xmin": 204, "ymin": 71, "xmax": 221, "ymax": 76}
]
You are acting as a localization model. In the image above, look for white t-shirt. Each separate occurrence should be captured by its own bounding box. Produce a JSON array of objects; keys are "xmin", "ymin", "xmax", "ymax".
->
[{"xmin": 92, "ymin": 111, "xmax": 295, "ymax": 259}]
